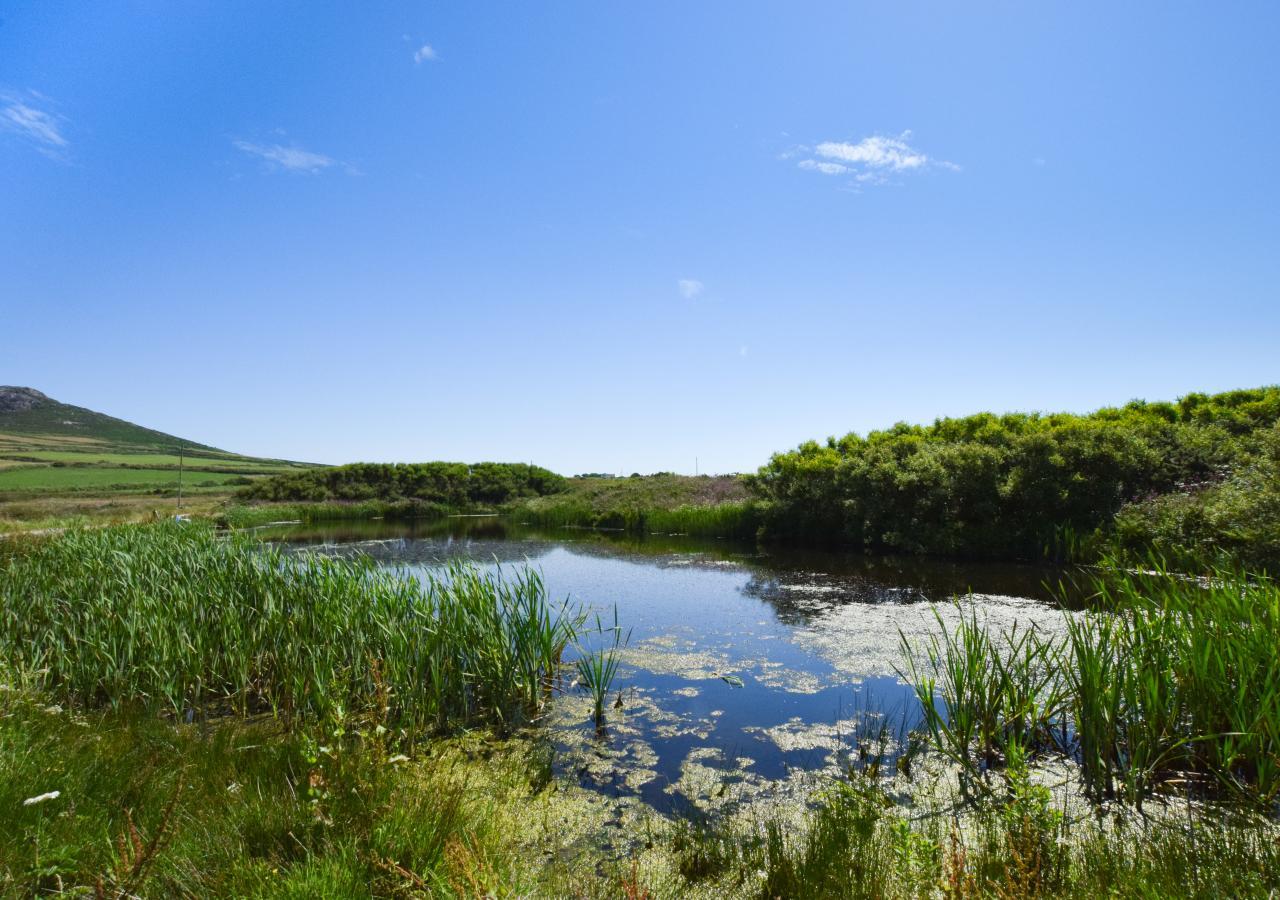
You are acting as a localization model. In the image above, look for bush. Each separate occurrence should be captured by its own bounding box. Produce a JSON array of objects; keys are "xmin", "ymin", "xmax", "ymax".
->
[
  {"xmin": 239, "ymin": 461, "xmax": 567, "ymax": 508},
  {"xmin": 752, "ymin": 386, "xmax": 1280, "ymax": 562}
]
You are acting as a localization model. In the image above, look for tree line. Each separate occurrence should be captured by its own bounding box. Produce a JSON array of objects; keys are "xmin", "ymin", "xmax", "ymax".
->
[{"xmin": 241, "ymin": 461, "xmax": 566, "ymax": 507}]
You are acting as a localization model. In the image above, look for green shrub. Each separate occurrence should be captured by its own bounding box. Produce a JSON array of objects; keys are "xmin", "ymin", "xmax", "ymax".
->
[{"xmin": 753, "ymin": 386, "xmax": 1280, "ymax": 562}]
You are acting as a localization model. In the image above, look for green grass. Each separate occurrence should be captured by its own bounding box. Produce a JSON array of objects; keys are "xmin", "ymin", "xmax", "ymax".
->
[
  {"xmin": 0, "ymin": 694, "xmax": 574, "ymax": 897},
  {"xmin": 0, "ymin": 524, "xmax": 644, "ymax": 897},
  {"xmin": 0, "ymin": 389, "xmax": 318, "ymax": 530},
  {"xmin": 508, "ymin": 474, "xmax": 759, "ymax": 539},
  {"xmin": 0, "ymin": 466, "xmax": 244, "ymax": 491},
  {"xmin": 0, "ymin": 524, "xmax": 590, "ymax": 736},
  {"xmin": 687, "ymin": 758, "xmax": 1280, "ymax": 899},
  {"xmin": 523, "ymin": 473, "xmax": 750, "ymax": 511},
  {"xmin": 1, "ymin": 449, "xmax": 310, "ymax": 472},
  {"xmin": 4, "ymin": 524, "xmax": 1280, "ymax": 896},
  {"xmin": 899, "ymin": 560, "xmax": 1280, "ymax": 808}
]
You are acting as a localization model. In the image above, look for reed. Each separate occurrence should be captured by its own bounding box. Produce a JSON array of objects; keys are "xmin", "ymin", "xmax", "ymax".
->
[
  {"xmin": 898, "ymin": 608, "xmax": 1065, "ymax": 790},
  {"xmin": 901, "ymin": 560, "xmax": 1280, "ymax": 807},
  {"xmin": 573, "ymin": 609, "xmax": 629, "ymax": 726},
  {"xmin": 0, "ymin": 523, "xmax": 584, "ymax": 736},
  {"xmin": 221, "ymin": 499, "xmax": 451, "ymax": 529}
]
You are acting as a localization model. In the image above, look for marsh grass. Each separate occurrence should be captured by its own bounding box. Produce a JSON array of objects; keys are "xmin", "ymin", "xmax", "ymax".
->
[
  {"xmin": 221, "ymin": 499, "xmax": 451, "ymax": 529},
  {"xmin": 899, "ymin": 608, "xmax": 1067, "ymax": 793},
  {"xmin": 0, "ymin": 692, "xmax": 562, "ymax": 897},
  {"xmin": 900, "ymin": 559, "xmax": 1280, "ymax": 808},
  {"xmin": 574, "ymin": 609, "xmax": 629, "ymax": 726},
  {"xmin": 0, "ymin": 523, "xmax": 584, "ymax": 736}
]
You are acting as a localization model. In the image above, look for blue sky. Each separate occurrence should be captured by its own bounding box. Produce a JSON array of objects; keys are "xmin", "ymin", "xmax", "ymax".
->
[{"xmin": 3, "ymin": 2, "xmax": 1277, "ymax": 473}]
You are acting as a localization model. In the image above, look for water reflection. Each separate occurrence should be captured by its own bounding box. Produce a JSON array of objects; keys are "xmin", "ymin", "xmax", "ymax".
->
[{"xmin": 260, "ymin": 517, "xmax": 1075, "ymax": 813}]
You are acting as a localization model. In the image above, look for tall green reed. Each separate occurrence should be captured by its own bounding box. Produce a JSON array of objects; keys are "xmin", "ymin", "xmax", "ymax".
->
[
  {"xmin": 573, "ymin": 608, "xmax": 629, "ymax": 726},
  {"xmin": 0, "ymin": 524, "xmax": 586, "ymax": 737},
  {"xmin": 899, "ymin": 608, "xmax": 1065, "ymax": 791},
  {"xmin": 901, "ymin": 560, "xmax": 1280, "ymax": 807}
]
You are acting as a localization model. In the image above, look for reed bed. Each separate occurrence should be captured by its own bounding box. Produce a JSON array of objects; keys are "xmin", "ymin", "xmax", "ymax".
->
[
  {"xmin": 901, "ymin": 561, "xmax": 1280, "ymax": 807},
  {"xmin": 0, "ymin": 523, "xmax": 590, "ymax": 735},
  {"xmin": 221, "ymin": 498, "xmax": 450, "ymax": 529}
]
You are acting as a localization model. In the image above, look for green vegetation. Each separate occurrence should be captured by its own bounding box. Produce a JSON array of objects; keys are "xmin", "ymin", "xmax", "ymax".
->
[
  {"xmin": 752, "ymin": 386, "xmax": 1280, "ymax": 565},
  {"xmin": 0, "ymin": 693, "xmax": 626, "ymax": 897},
  {"xmin": 0, "ymin": 387, "xmax": 317, "ymax": 530},
  {"xmin": 575, "ymin": 610, "xmax": 629, "ymax": 726},
  {"xmin": 670, "ymin": 756, "xmax": 1280, "ymax": 899},
  {"xmin": 0, "ymin": 466, "xmax": 244, "ymax": 491},
  {"xmin": 240, "ymin": 461, "xmax": 567, "ymax": 508},
  {"xmin": 1112, "ymin": 422, "xmax": 1280, "ymax": 572},
  {"xmin": 900, "ymin": 561, "xmax": 1280, "ymax": 808},
  {"xmin": 5, "ymin": 526, "xmax": 1280, "ymax": 896},
  {"xmin": 0, "ymin": 525, "xmax": 640, "ymax": 895},
  {"xmin": 0, "ymin": 386, "xmax": 219, "ymax": 451},
  {"xmin": 221, "ymin": 499, "xmax": 448, "ymax": 529},
  {"xmin": 510, "ymin": 473, "xmax": 759, "ymax": 538},
  {"xmin": 0, "ymin": 525, "xmax": 596, "ymax": 736}
]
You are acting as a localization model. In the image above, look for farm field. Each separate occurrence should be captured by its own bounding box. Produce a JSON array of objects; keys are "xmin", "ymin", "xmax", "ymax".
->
[
  {"xmin": 0, "ymin": 466, "xmax": 243, "ymax": 491},
  {"xmin": 0, "ymin": 387, "xmax": 317, "ymax": 530}
]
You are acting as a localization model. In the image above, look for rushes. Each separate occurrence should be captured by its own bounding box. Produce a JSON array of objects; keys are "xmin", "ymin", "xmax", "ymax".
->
[
  {"xmin": 574, "ymin": 609, "xmax": 629, "ymax": 726},
  {"xmin": 0, "ymin": 523, "xmax": 585, "ymax": 736},
  {"xmin": 901, "ymin": 560, "xmax": 1280, "ymax": 807},
  {"xmin": 898, "ymin": 609, "xmax": 1065, "ymax": 789}
]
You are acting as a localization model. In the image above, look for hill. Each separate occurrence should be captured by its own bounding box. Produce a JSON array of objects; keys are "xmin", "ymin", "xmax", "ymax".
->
[
  {"xmin": 0, "ymin": 386, "xmax": 219, "ymax": 451},
  {"xmin": 0, "ymin": 387, "xmax": 316, "ymax": 506}
]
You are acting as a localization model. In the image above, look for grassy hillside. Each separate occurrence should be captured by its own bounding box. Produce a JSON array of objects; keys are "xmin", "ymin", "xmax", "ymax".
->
[
  {"xmin": 0, "ymin": 386, "xmax": 220, "ymax": 450},
  {"xmin": 0, "ymin": 386, "xmax": 317, "ymax": 529}
]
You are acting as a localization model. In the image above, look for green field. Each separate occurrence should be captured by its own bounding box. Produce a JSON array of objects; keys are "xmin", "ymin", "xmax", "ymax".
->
[
  {"xmin": 0, "ymin": 466, "xmax": 244, "ymax": 491},
  {"xmin": 0, "ymin": 449, "xmax": 300, "ymax": 471},
  {"xmin": 0, "ymin": 387, "xmax": 319, "ymax": 529}
]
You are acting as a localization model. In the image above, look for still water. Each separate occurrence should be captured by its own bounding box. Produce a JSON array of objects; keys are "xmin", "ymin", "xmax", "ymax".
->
[{"xmin": 262, "ymin": 517, "xmax": 1075, "ymax": 814}]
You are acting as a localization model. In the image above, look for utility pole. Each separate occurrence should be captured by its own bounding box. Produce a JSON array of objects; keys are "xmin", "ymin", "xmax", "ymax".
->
[
  {"xmin": 695, "ymin": 456, "xmax": 699, "ymax": 477},
  {"xmin": 177, "ymin": 443, "xmax": 184, "ymax": 511}
]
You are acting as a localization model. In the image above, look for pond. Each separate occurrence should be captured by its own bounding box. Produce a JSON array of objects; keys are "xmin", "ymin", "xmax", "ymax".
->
[{"xmin": 260, "ymin": 517, "xmax": 1079, "ymax": 816}]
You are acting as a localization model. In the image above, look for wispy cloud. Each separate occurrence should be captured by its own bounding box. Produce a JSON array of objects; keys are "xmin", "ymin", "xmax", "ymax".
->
[
  {"xmin": 678, "ymin": 278, "xmax": 704, "ymax": 300},
  {"xmin": 798, "ymin": 159, "xmax": 850, "ymax": 176},
  {"xmin": 1, "ymin": 91, "xmax": 69, "ymax": 160},
  {"xmin": 233, "ymin": 139, "xmax": 338, "ymax": 174},
  {"xmin": 794, "ymin": 131, "xmax": 957, "ymax": 186},
  {"xmin": 414, "ymin": 44, "xmax": 438, "ymax": 64}
]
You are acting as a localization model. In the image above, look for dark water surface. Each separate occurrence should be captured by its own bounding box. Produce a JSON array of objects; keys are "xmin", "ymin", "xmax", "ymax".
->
[{"xmin": 261, "ymin": 517, "xmax": 1075, "ymax": 813}]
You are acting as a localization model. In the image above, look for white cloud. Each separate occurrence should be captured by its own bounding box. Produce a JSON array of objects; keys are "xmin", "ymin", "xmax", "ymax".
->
[
  {"xmin": 798, "ymin": 159, "xmax": 850, "ymax": 176},
  {"xmin": 1, "ymin": 91, "xmax": 69, "ymax": 159},
  {"xmin": 678, "ymin": 278, "xmax": 704, "ymax": 300},
  {"xmin": 414, "ymin": 44, "xmax": 438, "ymax": 64},
  {"xmin": 795, "ymin": 131, "xmax": 957, "ymax": 185},
  {"xmin": 233, "ymin": 140, "xmax": 337, "ymax": 174}
]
